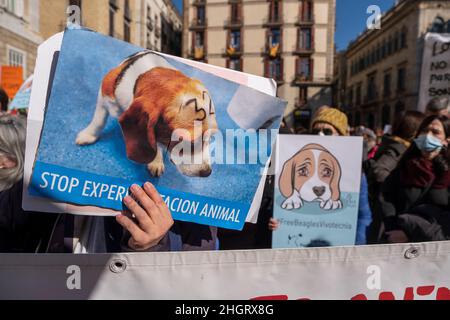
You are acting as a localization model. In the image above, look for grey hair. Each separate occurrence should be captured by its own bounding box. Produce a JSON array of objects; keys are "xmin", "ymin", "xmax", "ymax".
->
[
  {"xmin": 0, "ymin": 114, "xmax": 27, "ymax": 192},
  {"xmin": 426, "ymin": 97, "xmax": 450, "ymax": 113}
]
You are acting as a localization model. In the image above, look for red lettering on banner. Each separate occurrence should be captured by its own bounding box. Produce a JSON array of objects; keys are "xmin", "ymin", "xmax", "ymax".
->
[
  {"xmin": 417, "ymin": 286, "xmax": 435, "ymax": 296},
  {"xmin": 351, "ymin": 294, "xmax": 368, "ymax": 300},
  {"xmin": 379, "ymin": 292, "xmax": 396, "ymax": 300},
  {"xmin": 250, "ymin": 286, "xmax": 450, "ymax": 300},
  {"xmin": 403, "ymin": 287, "xmax": 414, "ymax": 300},
  {"xmin": 436, "ymin": 287, "xmax": 450, "ymax": 300},
  {"xmin": 251, "ymin": 295, "xmax": 288, "ymax": 300}
]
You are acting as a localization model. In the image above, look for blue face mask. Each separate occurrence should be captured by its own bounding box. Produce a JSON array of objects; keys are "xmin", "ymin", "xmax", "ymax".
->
[{"xmin": 414, "ymin": 134, "xmax": 443, "ymax": 152}]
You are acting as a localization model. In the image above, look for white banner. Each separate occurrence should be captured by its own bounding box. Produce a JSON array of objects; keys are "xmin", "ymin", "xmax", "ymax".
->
[
  {"xmin": 1, "ymin": 242, "xmax": 449, "ymax": 300},
  {"xmin": 418, "ymin": 33, "xmax": 450, "ymax": 111}
]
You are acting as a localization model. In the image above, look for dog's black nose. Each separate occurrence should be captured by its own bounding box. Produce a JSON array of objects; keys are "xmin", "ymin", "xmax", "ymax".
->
[
  {"xmin": 313, "ymin": 186, "xmax": 325, "ymax": 197},
  {"xmin": 199, "ymin": 167, "xmax": 212, "ymax": 177}
]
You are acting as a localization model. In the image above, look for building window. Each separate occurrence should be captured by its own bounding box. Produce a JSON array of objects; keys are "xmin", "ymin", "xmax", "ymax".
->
[
  {"xmin": 269, "ymin": 0, "xmax": 281, "ymax": 22},
  {"xmin": 7, "ymin": 46, "xmax": 26, "ymax": 76},
  {"xmin": 355, "ymin": 111, "xmax": 361, "ymax": 126},
  {"xmin": 4, "ymin": 0, "xmax": 24, "ymax": 17},
  {"xmin": 109, "ymin": 0, "xmax": 118, "ymax": 37},
  {"xmin": 430, "ymin": 16, "xmax": 445, "ymax": 33},
  {"xmin": 382, "ymin": 105, "xmax": 391, "ymax": 127},
  {"xmin": 383, "ymin": 73, "xmax": 391, "ymax": 97},
  {"xmin": 228, "ymin": 58, "xmax": 242, "ymax": 71},
  {"xmin": 387, "ymin": 36, "xmax": 393, "ymax": 55},
  {"xmin": 197, "ymin": 5, "xmax": 205, "ymax": 24},
  {"xmin": 230, "ymin": 2, "xmax": 240, "ymax": 22},
  {"xmin": 356, "ymin": 83, "xmax": 362, "ymax": 106},
  {"xmin": 269, "ymin": 28, "xmax": 281, "ymax": 46},
  {"xmin": 381, "ymin": 40, "xmax": 387, "ymax": 59},
  {"xmin": 401, "ymin": 27, "xmax": 407, "ymax": 49},
  {"xmin": 266, "ymin": 58, "xmax": 283, "ymax": 81},
  {"xmin": 297, "ymin": 57, "xmax": 312, "ymax": 80},
  {"xmin": 367, "ymin": 73, "xmax": 377, "ymax": 102},
  {"xmin": 300, "ymin": 0, "xmax": 313, "ymax": 22},
  {"xmin": 195, "ymin": 31, "xmax": 204, "ymax": 47},
  {"xmin": 397, "ymin": 67, "xmax": 406, "ymax": 92},
  {"xmin": 347, "ymin": 87, "xmax": 354, "ymax": 108},
  {"xmin": 123, "ymin": 0, "xmax": 131, "ymax": 42},
  {"xmin": 230, "ymin": 30, "xmax": 241, "ymax": 51},
  {"xmin": 367, "ymin": 113, "xmax": 375, "ymax": 130},
  {"xmin": 298, "ymin": 27, "xmax": 312, "ymax": 50},
  {"xmin": 394, "ymin": 31, "xmax": 400, "ymax": 52},
  {"xmin": 395, "ymin": 101, "xmax": 405, "ymax": 116}
]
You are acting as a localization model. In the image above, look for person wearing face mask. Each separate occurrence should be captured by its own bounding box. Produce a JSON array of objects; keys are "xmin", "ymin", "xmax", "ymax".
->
[
  {"xmin": 378, "ymin": 115, "xmax": 450, "ymax": 243},
  {"xmin": 269, "ymin": 107, "xmax": 373, "ymax": 246}
]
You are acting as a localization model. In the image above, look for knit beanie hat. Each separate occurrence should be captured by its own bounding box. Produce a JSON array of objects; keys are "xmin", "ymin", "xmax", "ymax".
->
[{"xmin": 311, "ymin": 107, "xmax": 348, "ymax": 136}]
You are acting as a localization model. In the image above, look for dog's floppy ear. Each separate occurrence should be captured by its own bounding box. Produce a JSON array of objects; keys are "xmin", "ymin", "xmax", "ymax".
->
[
  {"xmin": 119, "ymin": 98, "xmax": 159, "ymax": 164},
  {"xmin": 329, "ymin": 153, "xmax": 342, "ymax": 201},
  {"xmin": 279, "ymin": 157, "xmax": 295, "ymax": 198}
]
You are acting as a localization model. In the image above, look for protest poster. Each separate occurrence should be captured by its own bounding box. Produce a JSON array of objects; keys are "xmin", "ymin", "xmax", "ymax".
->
[
  {"xmin": 418, "ymin": 33, "xmax": 450, "ymax": 111},
  {"xmin": 0, "ymin": 65, "xmax": 23, "ymax": 99},
  {"xmin": 26, "ymin": 29, "xmax": 287, "ymax": 231},
  {"xmin": 8, "ymin": 75, "xmax": 33, "ymax": 110},
  {"xmin": 272, "ymin": 134, "xmax": 363, "ymax": 248}
]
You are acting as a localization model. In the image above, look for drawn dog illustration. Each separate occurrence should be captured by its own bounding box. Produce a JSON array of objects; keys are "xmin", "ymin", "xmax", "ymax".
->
[
  {"xmin": 75, "ymin": 51, "xmax": 218, "ymax": 177},
  {"xmin": 279, "ymin": 143, "xmax": 343, "ymax": 211}
]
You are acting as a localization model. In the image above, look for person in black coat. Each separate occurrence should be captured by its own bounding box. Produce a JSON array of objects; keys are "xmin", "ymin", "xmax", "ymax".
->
[
  {"xmin": 378, "ymin": 115, "xmax": 450, "ymax": 243},
  {"xmin": 365, "ymin": 111, "xmax": 425, "ymax": 243}
]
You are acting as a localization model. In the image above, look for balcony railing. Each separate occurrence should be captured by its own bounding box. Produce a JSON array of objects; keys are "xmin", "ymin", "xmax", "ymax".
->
[
  {"xmin": 264, "ymin": 43, "xmax": 282, "ymax": 58},
  {"xmin": 293, "ymin": 45, "xmax": 314, "ymax": 55},
  {"xmin": 190, "ymin": 47, "xmax": 206, "ymax": 60},
  {"xmin": 263, "ymin": 15, "xmax": 283, "ymax": 27},
  {"xmin": 189, "ymin": 18, "xmax": 207, "ymax": 30},
  {"xmin": 296, "ymin": 16, "xmax": 314, "ymax": 26},
  {"xmin": 224, "ymin": 18, "xmax": 243, "ymax": 29},
  {"xmin": 193, "ymin": 0, "xmax": 206, "ymax": 6},
  {"xmin": 224, "ymin": 45, "xmax": 242, "ymax": 57}
]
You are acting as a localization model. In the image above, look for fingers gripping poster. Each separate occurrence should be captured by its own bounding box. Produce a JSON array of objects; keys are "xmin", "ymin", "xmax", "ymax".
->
[
  {"xmin": 272, "ymin": 135, "xmax": 363, "ymax": 248},
  {"xmin": 28, "ymin": 29, "xmax": 287, "ymax": 230}
]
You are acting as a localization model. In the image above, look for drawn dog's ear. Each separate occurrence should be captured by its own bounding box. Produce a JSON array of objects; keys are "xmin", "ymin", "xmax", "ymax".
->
[
  {"xmin": 279, "ymin": 157, "xmax": 295, "ymax": 198},
  {"xmin": 329, "ymin": 153, "xmax": 342, "ymax": 201},
  {"xmin": 119, "ymin": 98, "xmax": 159, "ymax": 164}
]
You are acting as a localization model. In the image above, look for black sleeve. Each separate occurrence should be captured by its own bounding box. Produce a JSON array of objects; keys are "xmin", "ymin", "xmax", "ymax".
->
[
  {"xmin": 372, "ymin": 149, "xmax": 400, "ymax": 183},
  {"xmin": 378, "ymin": 169, "xmax": 401, "ymax": 231}
]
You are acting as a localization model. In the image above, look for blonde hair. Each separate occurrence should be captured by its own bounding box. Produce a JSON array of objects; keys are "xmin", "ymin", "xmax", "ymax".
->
[{"xmin": 0, "ymin": 114, "xmax": 26, "ymax": 192}]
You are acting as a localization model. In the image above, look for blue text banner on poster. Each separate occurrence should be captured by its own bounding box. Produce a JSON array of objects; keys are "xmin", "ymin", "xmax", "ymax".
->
[{"xmin": 29, "ymin": 161, "xmax": 247, "ymax": 230}]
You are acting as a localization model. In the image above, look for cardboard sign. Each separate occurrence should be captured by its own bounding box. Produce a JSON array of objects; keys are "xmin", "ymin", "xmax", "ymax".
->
[
  {"xmin": 26, "ymin": 29, "xmax": 287, "ymax": 231},
  {"xmin": 8, "ymin": 75, "xmax": 33, "ymax": 110},
  {"xmin": 272, "ymin": 134, "xmax": 363, "ymax": 248},
  {"xmin": 418, "ymin": 33, "xmax": 450, "ymax": 111},
  {"xmin": 0, "ymin": 65, "xmax": 23, "ymax": 99}
]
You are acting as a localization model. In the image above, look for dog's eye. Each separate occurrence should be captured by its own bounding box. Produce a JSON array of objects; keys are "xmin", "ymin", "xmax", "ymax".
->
[
  {"xmin": 321, "ymin": 168, "xmax": 332, "ymax": 178},
  {"xmin": 297, "ymin": 167, "xmax": 309, "ymax": 177}
]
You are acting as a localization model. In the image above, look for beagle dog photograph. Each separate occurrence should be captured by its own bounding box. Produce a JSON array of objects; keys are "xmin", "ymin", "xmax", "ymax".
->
[
  {"xmin": 279, "ymin": 143, "xmax": 343, "ymax": 211},
  {"xmin": 75, "ymin": 50, "xmax": 218, "ymax": 178}
]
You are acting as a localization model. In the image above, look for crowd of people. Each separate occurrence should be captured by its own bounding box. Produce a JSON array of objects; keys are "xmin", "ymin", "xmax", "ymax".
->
[{"xmin": 0, "ymin": 86, "xmax": 449, "ymax": 253}]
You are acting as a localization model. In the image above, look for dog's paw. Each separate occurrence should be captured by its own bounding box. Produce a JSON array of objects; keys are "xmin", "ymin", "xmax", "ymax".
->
[
  {"xmin": 147, "ymin": 161, "xmax": 165, "ymax": 177},
  {"xmin": 75, "ymin": 130, "xmax": 98, "ymax": 146},
  {"xmin": 281, "ymin": 194, "xmax": 303, "ymax": 210},
  {"xmin": 320, "ymin": 199, "xmax": 343, "ymax": 211}
]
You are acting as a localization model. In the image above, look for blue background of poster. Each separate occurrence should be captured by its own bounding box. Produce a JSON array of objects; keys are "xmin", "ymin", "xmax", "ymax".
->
[{"xmin": 30, "ymin": 29, "xmax": 285, "ymax": 229}]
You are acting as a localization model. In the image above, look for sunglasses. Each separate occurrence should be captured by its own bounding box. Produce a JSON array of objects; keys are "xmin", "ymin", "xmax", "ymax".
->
[{"xmin": 311, "ymin": 128, "xmax": 334, "ymax": 136}]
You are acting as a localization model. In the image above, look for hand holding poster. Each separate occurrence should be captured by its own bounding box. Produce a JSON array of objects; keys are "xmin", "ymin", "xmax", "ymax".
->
[
  {"xmin": 27, "ymin": 29, "xmax": 287, "ymax": 231},
  {"xmin": 418, "ymin": 33, "xmax": 450, "ymax": 111},
  {"xmin": 272, "ymin": 135, "xmax": 363, "ymax": 248}
]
